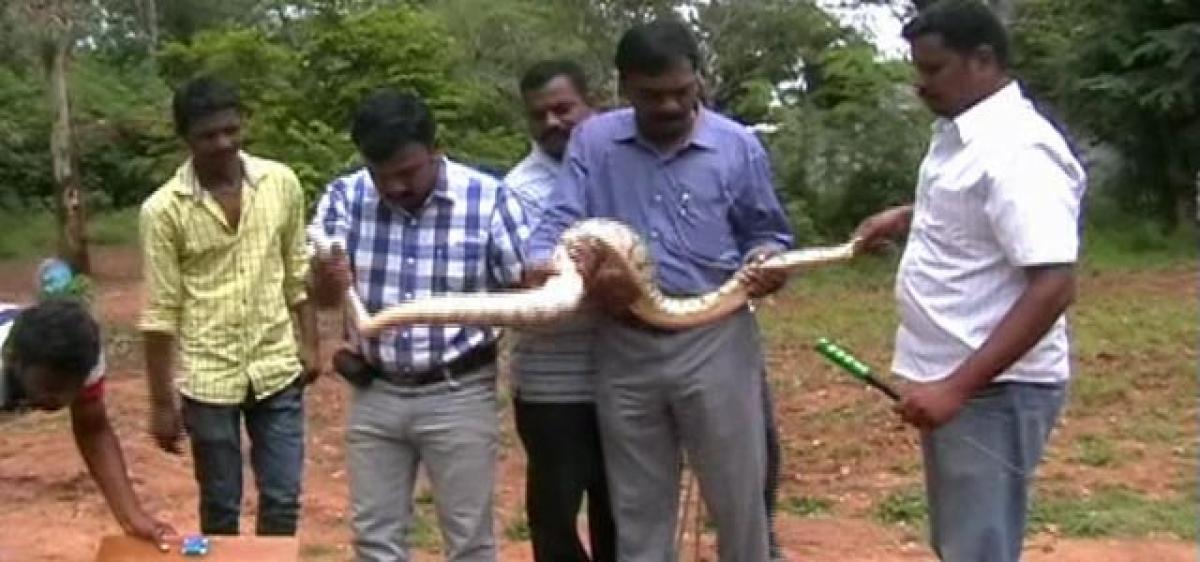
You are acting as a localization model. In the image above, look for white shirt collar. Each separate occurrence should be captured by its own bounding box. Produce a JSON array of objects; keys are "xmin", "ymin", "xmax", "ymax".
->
[{"xmin": 938, "ymin": 81, "xmax": 1026, "ymax": 146}]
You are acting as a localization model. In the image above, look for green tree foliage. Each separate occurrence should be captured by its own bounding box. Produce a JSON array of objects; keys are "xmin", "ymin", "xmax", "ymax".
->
[
  {"xmin": 0, "ymin": 66, "xmax": 53, "ymax": 208},
  {"xmin": 694, "ymin": 0, "xmax": 846, "ymax": 122},
  {"xmin": 157, "ymin": 5, "xmax": 528, "ymax": 197},
  {"xmin": 0, "ymin": 0, "xmax": 1187, "ymax": 239},
  {"xmin": 1012, "ymin": 0, "xmax": 1199, "ymax": 227},
  {"xmin": 766, "ymin": 44, "xmax": 929, "ymax": 241}
]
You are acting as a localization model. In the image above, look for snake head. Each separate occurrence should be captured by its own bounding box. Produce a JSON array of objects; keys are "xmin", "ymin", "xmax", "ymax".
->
[
  {"xmin": 560, "ymin": 237, "xmax": 641, "ymax": 315},
  {"xmin": 566, "ymin": 239, "xmax": 603, "ymax": 278}
]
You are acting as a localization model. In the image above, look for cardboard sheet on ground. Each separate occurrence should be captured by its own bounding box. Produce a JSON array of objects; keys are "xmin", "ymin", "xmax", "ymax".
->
[{"xmin": 94, "ymin": 535, "xmax": 298, "ymax": 562}]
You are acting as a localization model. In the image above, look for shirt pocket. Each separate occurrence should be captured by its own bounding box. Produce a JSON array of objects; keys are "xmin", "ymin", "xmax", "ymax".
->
[
  {"xmin": 443, "ymin": 229, "xmax": 487, "ymax": 290},
  {"xmin": 918, "ymin": 165, "xmax": 989, "ymax": 243},
  {"xmin": 670, "ymin": 181, "xmax": 737, "ymax": 265}
]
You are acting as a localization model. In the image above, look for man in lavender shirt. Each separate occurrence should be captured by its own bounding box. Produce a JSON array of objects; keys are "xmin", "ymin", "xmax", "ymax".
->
[{"xmin": 525, "ymin": 19, "xmax": 793, "ymax": 562}]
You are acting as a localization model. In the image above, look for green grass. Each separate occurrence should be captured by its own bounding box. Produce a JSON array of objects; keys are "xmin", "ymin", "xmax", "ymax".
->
[
  {"xmin": 766, "ymin": 225, "xmax": 1196, "ymax": 543},
  {"xmin": 408, "ymin": 503, "xmax": 443, "ymax": 550},
  {"xmin": 0, "ymin": 211, "xmax": 56, "ymax": 259},
  {"xmin": 874, "ymin": 487, "xmax": 927, "ymax": 527},
  {"xmin": 504, "ymin": 513, "xmax": 532, "ymax": 541},
  {"xmin": 871, "ymin": 485, "xmax": 1197, "ymax": 541},
  {"xmin": 779, "ymin": 495, "xmax": 834, "ymax": 518},
  {"xmin": 1079, "ymin": 220, "xmax": 1196, "ymax": 272},
  {"xmin": 1119, "ymin": 408, "xmax": 1186, "ymax": 444},
  {"xmin": 1072, "ymin": 434, "xmax": 1119, "ymax": 468},
  {"xmin": 0, "ymin": 208, "xmax": 139, "ymax": 260},
  {"xmin": 1069, "ymin": 274, "xmax": 1196, "ymax": 411},
  {"xmin": 1030, "ymin": 487, "xmax": 1197, "ymax": 539},
  {"xmin": 89, "ymin": 208, "xmax": 140, "ymax": 246}
]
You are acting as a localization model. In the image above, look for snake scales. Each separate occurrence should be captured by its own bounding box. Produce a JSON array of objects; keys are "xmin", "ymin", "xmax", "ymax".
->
[{"xmin": 309, "ymin": 219, "xmax": 860, "ymax": 335}]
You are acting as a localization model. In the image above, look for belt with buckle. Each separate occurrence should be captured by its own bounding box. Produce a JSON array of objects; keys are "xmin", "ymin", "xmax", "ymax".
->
[
  {"xmin": 385, "ymin": 342, "xmax": 498, "ymax": 387},
  {"xmin": 332, "ymin": 342, "xmax": 498, "ymax": 389}
]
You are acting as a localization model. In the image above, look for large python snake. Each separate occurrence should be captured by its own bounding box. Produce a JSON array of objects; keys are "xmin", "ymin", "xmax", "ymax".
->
[{"xmin": 309, "ymin": 219, "xmax": 860, "ymax": 335}]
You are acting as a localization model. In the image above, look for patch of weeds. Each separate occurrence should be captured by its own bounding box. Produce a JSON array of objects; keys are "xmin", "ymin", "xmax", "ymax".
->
[
  {"xmin": 415, "ymin": 487, "xmax": 434, "ymax": 505},
  {"xmin": 1121, "ymin": 408, "xmax": 1185, "ymax": 443},
  {"xmin": 504, "ymin": 513, "xmax": 531, "ymax": 541},
  {"xmin": 874, "ymin": 487, "xmax": 926, "ymax": 527},
  {"xmin": 408, "ymin": 503, "xmax": 442, "ymax": 551},
  {"xmin": 779, "ymin": 495, "xmax": 833, "ymax": 517},
  {"xmin": 1070, "ymin": 373, "xmax": 1133, "ymax": 409},
  {"xmin": 89, "ymin": 208, "xmax": 140, "ymax": 246},
  {"xmin": 1072, "ymin": 434, "xmax": 1118, "ymax": 468}
]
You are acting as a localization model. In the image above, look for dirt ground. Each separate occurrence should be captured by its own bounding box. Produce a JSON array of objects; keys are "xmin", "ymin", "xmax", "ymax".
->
[{"xmin": 0, "ymin": 247, "xmax": 1193, "ymax": 562}]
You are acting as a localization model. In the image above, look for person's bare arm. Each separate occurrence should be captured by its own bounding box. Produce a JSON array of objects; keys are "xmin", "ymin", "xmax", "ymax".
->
[
  {"xmin": 71, "ymin": 397, "xmax": 177, "ymax": 549},
  {"xmin": 310, "ymin": 248, "xmax": 352, "ymax": 309},
  {"xmin": 292, "ymin": 299, "xmax": 321, "ymax": 384},
  {"xmin": 852, "ymin": 205, "xmax": 914, "ymax": 251},
  {"xmin": 143, "ymin": 332, "xmax": 184, "ymax": 454},
  {"xmin": 138, "ymin": 203, "xmax": 185, "ymax": 455}
]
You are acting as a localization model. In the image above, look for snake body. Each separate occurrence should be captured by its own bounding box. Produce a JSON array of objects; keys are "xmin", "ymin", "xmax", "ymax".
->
[{"xmin": 309, "ymin": 219, "xmax": 859, "ymax": 336}]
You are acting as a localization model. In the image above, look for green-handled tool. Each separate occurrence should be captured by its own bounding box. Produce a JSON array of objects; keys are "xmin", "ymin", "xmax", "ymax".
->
[
  {"xmin": 814, "ymin": 337, "xmax": 1029, "ymax": 477},
  {"xmin": 815, "ymin": 337, "xmax": 900, "ymax": 401}
]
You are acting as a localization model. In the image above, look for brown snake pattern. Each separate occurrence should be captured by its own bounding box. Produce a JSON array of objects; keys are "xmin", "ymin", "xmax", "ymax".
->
[{"xmin": 308, "ymin": 219, "xmax": 860, "ymax": 335}]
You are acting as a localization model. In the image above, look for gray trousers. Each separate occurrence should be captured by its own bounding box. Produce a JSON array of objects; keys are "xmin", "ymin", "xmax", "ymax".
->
[
  {"xmin": 595, "ymin": 309, "xmax": 768, "ymax": 562},
  {"xmin": 922, "ymin": 381, "xmax": 1066, "ymax": 562},
  {"xmin": 347, "ymin": 368, "xmax": 499, "ymax": 562}
]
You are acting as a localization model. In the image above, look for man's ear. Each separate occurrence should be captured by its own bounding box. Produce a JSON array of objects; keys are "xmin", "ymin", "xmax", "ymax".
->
[{"xmin": 972, "ymin": 44, "xmax": 999, "ymax": 71}]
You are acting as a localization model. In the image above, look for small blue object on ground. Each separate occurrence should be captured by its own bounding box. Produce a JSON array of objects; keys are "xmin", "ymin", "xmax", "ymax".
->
[{"xmin": 181, "ymin": 535, "xmax": 210, "ymax": 556}]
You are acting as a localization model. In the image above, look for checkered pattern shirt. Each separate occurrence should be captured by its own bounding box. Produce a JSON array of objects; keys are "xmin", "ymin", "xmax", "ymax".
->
[{"xmin": 312, "ymin": 157, "xmax": 528, "ymax": 375}]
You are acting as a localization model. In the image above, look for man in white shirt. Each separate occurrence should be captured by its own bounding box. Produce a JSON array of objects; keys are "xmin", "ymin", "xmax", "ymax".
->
[
  {"xmin": 854, "ymin": 2, "xmax": 1085, "ymax": 560},
  {"xmin": 505, "ymin": 59, "xmax": 615, "ymax": 562}
]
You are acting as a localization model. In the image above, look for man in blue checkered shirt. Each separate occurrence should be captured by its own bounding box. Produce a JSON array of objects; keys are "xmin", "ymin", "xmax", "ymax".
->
[{"xmin": 310, "ymin": 90, "xmax": 527, "ymax": 562}]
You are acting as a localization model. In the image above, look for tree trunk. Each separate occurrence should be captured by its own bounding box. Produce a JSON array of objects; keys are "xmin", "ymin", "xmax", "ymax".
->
[
  {"xmin": 133, "ymin": 0, "xmax": 158, "ymax": 52},
  {"xmin": 45, "ymin": 34, "xmax": 89, "ymax": 274},
  {"xmin": 143, "ymin": 0, "xmax": 159, "ymax": 51}
]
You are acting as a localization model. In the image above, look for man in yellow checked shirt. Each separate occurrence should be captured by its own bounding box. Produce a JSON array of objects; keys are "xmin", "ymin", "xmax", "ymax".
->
[{"xmin": 138, "ymin": 77, "xmax": 319, "ymax": 537}]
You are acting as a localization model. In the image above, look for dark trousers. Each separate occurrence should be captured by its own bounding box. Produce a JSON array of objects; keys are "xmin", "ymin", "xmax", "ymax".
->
[
  {"xmin": 514, "ymin": 398, "xmax": 616, "ymax": 562},
  {"xmin": 762, "ymin": 374, "xmax": 782, "ymax": 558},
  {"xmin": 181, "ymin": 381, "xmax": 305, "ymax": 536}
]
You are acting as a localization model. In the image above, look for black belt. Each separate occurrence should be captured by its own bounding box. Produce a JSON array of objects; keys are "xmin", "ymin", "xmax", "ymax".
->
[
  {"xmin": 333, "ymin": 343, "xmax": 498, "ymax": 389},
  {"xmin": 391, "ymin": 342, "xmax": 498, "ymax": 387}
]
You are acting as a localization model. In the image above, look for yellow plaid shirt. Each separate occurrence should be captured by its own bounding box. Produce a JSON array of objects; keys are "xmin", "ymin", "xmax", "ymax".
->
[{"xmin": 138, "ymin": 153, "xmax": 309, "ymax": 404}]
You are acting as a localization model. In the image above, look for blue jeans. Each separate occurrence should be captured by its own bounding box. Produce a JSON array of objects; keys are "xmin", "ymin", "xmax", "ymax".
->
[
  {"xmin": 921, "ymin": 382, "xmax": 1066, "ymax": 562},
  {"xmin": 182, "ymin": 380, "xmax": 305, "ymax": 536}
]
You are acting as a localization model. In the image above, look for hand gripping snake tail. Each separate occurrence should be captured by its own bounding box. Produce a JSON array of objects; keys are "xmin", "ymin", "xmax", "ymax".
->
[{"xmin": 308, "ymin": 220, "xmax": 860, "ymax": 336}]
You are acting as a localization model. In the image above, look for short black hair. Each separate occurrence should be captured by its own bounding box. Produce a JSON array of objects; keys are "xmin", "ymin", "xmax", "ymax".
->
[
  {"xmin": 615, "ymin": 19, "xmax": 700, "ymax": 77},
  {"xmin": 902, "ymin": 0, "xmax": 1010, "ymax": 68},
  {"xmin": 519, "ymin": 59, "xmax": 590, "ymax": 98},
  {"xmin": 7, "ymin": 298, "xmax": 100, "ymax": 382},
  {"xmin": 350, "ymin": 89, "xmax": 437, "ymax": 163},
  {"xmin": 172, "ymin": 76, "xmax": 242, "ymax": 137}
]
